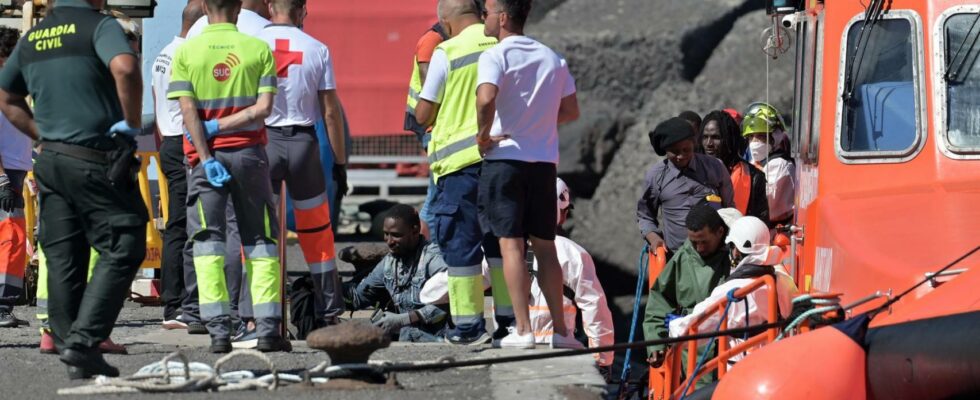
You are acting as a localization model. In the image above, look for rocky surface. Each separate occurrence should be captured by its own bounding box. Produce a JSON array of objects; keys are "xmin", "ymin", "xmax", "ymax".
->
[{"xmin": 529, "ymin": 1, "xmax": 796, "ymax": 276}]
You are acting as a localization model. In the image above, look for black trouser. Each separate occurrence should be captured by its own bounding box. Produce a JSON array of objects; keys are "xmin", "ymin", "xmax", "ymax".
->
[
  {"xmin": 35, "ymin": 148, "xmax": 148, "ymax": 351},
  {"xmin": 159, "ymin": 136, "xmax": 187, "ymax": 320}
]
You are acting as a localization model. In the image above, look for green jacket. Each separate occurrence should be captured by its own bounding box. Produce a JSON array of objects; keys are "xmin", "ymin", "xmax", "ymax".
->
[{"xmin": 644, "ymin": 240, "xmax": 730, "ymax": 355}]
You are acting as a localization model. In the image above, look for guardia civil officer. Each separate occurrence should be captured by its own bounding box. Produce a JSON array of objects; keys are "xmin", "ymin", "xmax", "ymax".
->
[{"xmin": 0, "ymin": 0, "xmax": 147, "ymax": 379}]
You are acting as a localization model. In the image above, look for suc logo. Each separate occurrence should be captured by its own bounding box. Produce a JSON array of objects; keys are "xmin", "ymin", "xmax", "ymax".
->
[{"xmin": 212, "ymin": 53, "xmax": 241, "ymax": 82}]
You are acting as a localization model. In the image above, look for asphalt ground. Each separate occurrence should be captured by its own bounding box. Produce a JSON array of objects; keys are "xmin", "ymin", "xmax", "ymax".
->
[{"xmin": 0, "ymin": 240, "xmax": 607, "ymax": 399}]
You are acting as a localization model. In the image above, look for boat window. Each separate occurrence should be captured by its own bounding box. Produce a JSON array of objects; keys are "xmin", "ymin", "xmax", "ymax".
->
[
  {"xmin": 838, "ymin": 17, "xmax": 921, "ymax": 158},
  {"xmin": 943, "ymin": 13, "xmax": 980, "ymax": 153}
]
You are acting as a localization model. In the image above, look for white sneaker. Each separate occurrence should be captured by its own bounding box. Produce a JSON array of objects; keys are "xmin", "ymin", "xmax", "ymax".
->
[
  {"xmin": 162, "ymin": 319, "xmax": 187, "ymax": 330},
  {"xmin": 495, "ymin": 326, "xmax": 536, "ymax": 349},
  {"xmin": 550, "ymin": 332, "xmax": 584, "ymax": 349}
]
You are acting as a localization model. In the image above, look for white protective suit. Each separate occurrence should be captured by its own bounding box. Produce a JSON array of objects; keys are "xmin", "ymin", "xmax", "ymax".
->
[
  {"xmin": 420, "ymin": 235, "xmax": 615, "ymax": 366},
  {"xmin": 668, "ymin": 246, "xmax": 798, "ymax": 361}
]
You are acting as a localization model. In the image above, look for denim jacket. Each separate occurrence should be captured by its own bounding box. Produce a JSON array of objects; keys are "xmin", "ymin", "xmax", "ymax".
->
[{"xmin": 347, "ymin": 240, "xmax": 449, "ymax": 335}]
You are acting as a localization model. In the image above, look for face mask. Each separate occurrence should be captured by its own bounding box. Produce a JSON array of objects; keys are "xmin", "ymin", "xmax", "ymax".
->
[{"xmin": 749, "ymin": 140, "xmax": 770, "ymax": 163}]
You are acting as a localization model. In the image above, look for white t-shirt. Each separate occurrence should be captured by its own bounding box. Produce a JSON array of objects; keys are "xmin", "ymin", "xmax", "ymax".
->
[
  {"xmin": 186, "ymin": 9, "xmax": 270, "ymax": 38},
  {"xmin": 477, "ymin": 35, "xmax": 576, "ymax": 164},
  {"xmin": 0, "ymin": 111, "xmax": 31, "ymax": 171},
  {"xmin": 151, "ymin": 36, "xmax": 185, "ymax": 137},
  {"xmin": 257, "ymin": 25, "xmax": 337, "ymax": 127},
  {"xmin": 418, "ymin": 48, "xmax": 449, "ymax": 103}
]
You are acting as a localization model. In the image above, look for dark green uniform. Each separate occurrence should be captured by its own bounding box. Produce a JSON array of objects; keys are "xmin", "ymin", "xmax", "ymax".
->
[
  {"xmin": 0, "ymin": 0, "xmax": 147, "ymax": 351},
  {"xmin": 643, "ymin": 239, "xmax": 730, "ymax": 355}
]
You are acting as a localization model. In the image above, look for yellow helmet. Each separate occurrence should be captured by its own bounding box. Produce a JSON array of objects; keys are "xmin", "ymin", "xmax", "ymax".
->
[
  {"xmin": 744, "ymin": 102, "xmax": 786, "ymax": 131},
  {"xmin": 741, "ymin": 115, "xmax": 774, "ymax": 137}
]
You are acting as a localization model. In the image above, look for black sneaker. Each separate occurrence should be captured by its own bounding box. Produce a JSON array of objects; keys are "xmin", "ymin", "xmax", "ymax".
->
[
  {"xmin": 187, "ymin": 321, "xmax": 208, "ymax": 335},
  {"xmin": 0, "ymin": 310, "xmax": 17, "ymax": 328},
  {"xmin": 210, "ymin": 338, "xmax": 232, "ymax": 354},
  {"xmin": 255, "ymin": 336, "xmax": 289, "ymax": 353},
  {"xmin": 444, "ymin": 330, "xmax": 491, "ymax": 346}
]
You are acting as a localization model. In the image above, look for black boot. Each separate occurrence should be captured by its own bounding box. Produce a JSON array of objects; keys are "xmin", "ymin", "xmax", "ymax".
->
[
  {"xmin": 210, "ymin": 338, "xmax": 232, "ymax": 353},
  {"xmin": 256, "ymin": 336, "xmax": 289, "ymax": 353},
  {"xmin": 59, "ymin": 348, "xmax": 120, "ymax": 379}
]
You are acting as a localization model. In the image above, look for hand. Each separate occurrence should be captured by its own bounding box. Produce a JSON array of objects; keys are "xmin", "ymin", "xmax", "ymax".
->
[
  {"xmin": 108, "ymin": 120, "xmax": 140, "ymax": 137},
  {"xmin": 477, "ymin": 133, "xmax": 509, "ymax": 157},
  {"xmin": 372, "ymin": 311, "xmax": 412, "ymax": 335},
  {"xmin": 184, "ymin": 119, "xmax": 220, "ymax": 144},
  {"xmin": 644, "ymin": 232, "xmax": 665, "ymax": 250},
  {"xmin": 333, "ymin": 163, "xmax": 348, "ymax": 197},
  {"xmin": 203, "ymin": 158, "xmax": 231, "ymax": 187},
  {"xmin": 0, "ymin": 176, "xmax": 16, "ymax": 213},
  {"xmin": 647, "ymin": 350, "xmax": 666, "ymax": 368}
]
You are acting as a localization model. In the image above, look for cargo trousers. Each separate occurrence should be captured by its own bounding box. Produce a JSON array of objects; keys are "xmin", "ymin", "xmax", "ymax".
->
[{"xmin": 186, "ymin": 145, "xmax": 281, "ymax": 340}]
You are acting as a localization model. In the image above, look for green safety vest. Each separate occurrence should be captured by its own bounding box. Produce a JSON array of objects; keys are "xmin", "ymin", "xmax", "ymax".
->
[
  {"xmin": 428, "ymin": 24, "xmax": 497, "ymax": 181},
  {"xmin": 407, "ymin": 54, "xmax": 422, "ymax": 117}
]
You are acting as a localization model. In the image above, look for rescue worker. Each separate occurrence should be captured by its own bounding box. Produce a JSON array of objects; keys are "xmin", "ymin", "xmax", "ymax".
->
[
  {"xmin": 413, "ymin": 0, "xmax": 502, "ymax": 345},
  {"xmin": 643, "ymin": 203, "xmax": 737, "ymax": 367},
  {"xmin": 519, "ymin": 179, "xmax": 614, "ymax": 372},
  {"xmin": 668, "ymin": 216, "xmax": 799, "ymax": 362},
  {"xmin": 0, "ymin": 26, "xmax": 30, "ymax": 329},
  {"xmin": 346, "ymin": 204, "xmax": 450, "ymax": 342},
  {"xmin": 152, "ymin": 0, "xmax": 204, "ymax": 331},
  {"xmin": 406, "ymin": 22, "xmax": 448, "ymax": 237},
  {"xmin": 256, "ymin": 0, "xmax": 347, "ymax": 328},
  {"xmin": 168, "ymin": 0, "xmax": 284, "ymax": 353},
  {"xmin": 638, "ymin": 117, "xmax": 734, "ymax": 255},
  {"xmin": 0, "ymin": 0, "xmax": 147, "ymax": 379},
  {"xmin": 475, "ymin": 0, "xmax": 581, "ymax": 349},
  {"xmin": 701, "ymin": 110, "xmax": 768, "ymax": 222},
  {"xmin": 741, "ymin": 102, "xmax": 795, "ymax": 228},
  {"xmin": 187, "ymin": 0, "xmax": 270, "ymax": 38}
]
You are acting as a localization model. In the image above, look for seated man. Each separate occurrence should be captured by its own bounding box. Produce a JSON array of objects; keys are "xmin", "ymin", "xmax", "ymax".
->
[
  {"xmin": 643, "ymin": 203, "xmax": 738, "ymax": 367},
  {"xmin": 668, "ymin": 216, "xmax": 799, "ymax": 361},
  {"xmin": 345, "ymin": 204, "xmax": 449, "ymax": 342}
]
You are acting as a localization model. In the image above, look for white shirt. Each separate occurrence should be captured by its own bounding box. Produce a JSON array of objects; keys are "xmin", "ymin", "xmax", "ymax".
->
[
  {"xmin": 257, "ymin": 25, "xmax": 336, "ymax": 127},
  {"xmin": 418, "ymin": 48, "xmax": 449, "ymax": 104},
  {"xmin": 477, "ymin": 35, "xmax": 576, "ymax": 164},
  {"xmin": 764, "ymin": 157, "xmax": 796, "ymax": 222},
  {"xmin": 0, "ymin": 111, "xmax": 32, "ymax": 171},
  {"xmin": 151, "ymin": 36, "xmax": 185, "ymax": 137},
  {"xmin": 186, "ymin": 9, "xmax": 270, "ymax": 38}
]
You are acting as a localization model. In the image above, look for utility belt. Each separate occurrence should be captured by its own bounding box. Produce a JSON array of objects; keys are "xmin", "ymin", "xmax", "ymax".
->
[
  {"xmin": 42, "ymin": 136, "xmax": 140, "ymax": 190},
  {"xmin": 266, "ymin": 124, "xmax": 316, "ymax": 137}
]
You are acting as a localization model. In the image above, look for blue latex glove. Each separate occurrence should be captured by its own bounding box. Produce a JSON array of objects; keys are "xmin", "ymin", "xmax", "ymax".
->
[
  {"xmin": 203, "ymin": 158, "xmax": 231, "ymax": 187},
  {"xmin": 108, "ymin": 120, "xmax": 140, "ymax": 137},
  {"xmin": 184, "ymin": 119, "xmax": 220, "ymax": 144}
]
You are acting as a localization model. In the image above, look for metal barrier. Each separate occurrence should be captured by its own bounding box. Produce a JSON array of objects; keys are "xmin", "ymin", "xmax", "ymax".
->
[{"xmin": 647, "ymin": 275, "xmax": 780, "ymax": 400}]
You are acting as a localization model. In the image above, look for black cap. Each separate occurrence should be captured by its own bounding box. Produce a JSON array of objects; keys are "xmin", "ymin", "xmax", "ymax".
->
[{"xmin": 649, "ymin": 117, "xmax": 695, "ymax": 156}]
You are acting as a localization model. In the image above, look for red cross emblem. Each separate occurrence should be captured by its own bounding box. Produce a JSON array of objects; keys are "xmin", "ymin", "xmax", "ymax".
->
[{"xmin": 273, "ymin": 39, "xmax": 303, "ymax": 78}]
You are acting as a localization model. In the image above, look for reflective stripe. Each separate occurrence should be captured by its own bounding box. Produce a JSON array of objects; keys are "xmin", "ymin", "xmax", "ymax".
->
[
  {"xmin": 252, "ymin": 302, "xmax": 283, "ymax": 319},
  {"xmin": 168, "ymin": 81, "xmax": 193, "ymax": 93},
  {"xmin": 36, "ymin": 299, "xmax": 47, "ymax": 309},
  {"xmin": 200, "ymin": 301, "xmax": 231, "ymax": 319},
  {"xmin": 308, "ymin": 259, "xmax": 337, "ymax": 275},
  {"xmin": 450, "ymin": 51, "xmax": 484, "ymax": 70},
  {"xmin": 406, "ymin": 104, "xmax": 416, "ymax": 115},
  {"xmin": 193, "ymin": 241, "xmax": 225, "ymax": 257},
  {"xmin": 494, "ymin": 305, "xmax": 515, "ymax": 317},
  {"xmin": 293, "ymin": 193, "xmax": 327, "ymax": 210},
  {"xmin": 429, "ymin": 135, "xmax": 477, "ymax": 164},
  {"xmin": 451, "ymin": 314, "xmax": 484, "ymax": 325},
  {"xmin": 0, "ymin": 209, "xmax": 25, "ymax": 220},
  {"xmin": 486, "ymin": 257, "xmax": 503, "ymax": 268},
  {"xmin": 215, "ymin": 123, "xmax": 261, "ymax": 136},
  {"xmin": 198, "ymin": 96, "xmax": 257, "ymax": 110},
  {"xmin": 244, "ymin": 244, "xmax": 277, "ymax": 259},
  {"xmin": 408, "ymin": 87, "xmax": 420, "ymax": 102},
  {"xmin": 447, "ymin": 264, "xmax": 482, "ymax": 276},
  {"xmin": 259, "ymin": 76, "xmax": 277, "ymax": 88},
  {"xmin": 0, "ymin": 274, "xmax": 23, "ymax": 288}
]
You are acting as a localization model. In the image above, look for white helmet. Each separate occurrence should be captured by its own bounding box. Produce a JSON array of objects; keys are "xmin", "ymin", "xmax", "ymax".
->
[
  {"xmin": 725, "ymin": 216, "xmax": 770, "ymax": 256},
  {"xmin": 556, "ymin": 178, "xmax": 572, "ymax": 225}
]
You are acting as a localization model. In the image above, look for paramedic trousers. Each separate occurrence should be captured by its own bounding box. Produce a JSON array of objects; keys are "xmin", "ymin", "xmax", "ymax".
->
[
  {"xmin": 186, "ymin": 146, "xmax": 281, "ymax": 340},
  {"xmin": 34, "ymin": 149, "xmax": 148, "ymax": 351},
  {"xmin": 181, "ymin": 200, "xmax": 244, "ymax": 325},
  {"xmin": 0, "ymin": 169, "xmax": 27, "ymax": 314},
  {"xmin": 266, "ymin": 125, "xmax": 341, "ymax": 322},
  {"xmin": 431, "ymin": 165, "xmax": 512, "ymax": 336}
]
